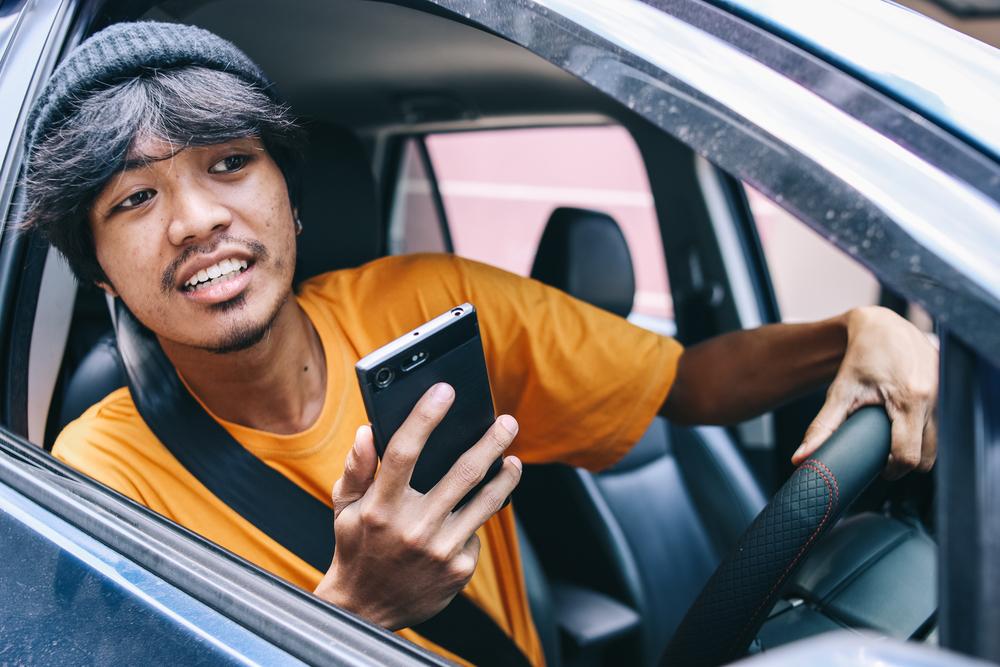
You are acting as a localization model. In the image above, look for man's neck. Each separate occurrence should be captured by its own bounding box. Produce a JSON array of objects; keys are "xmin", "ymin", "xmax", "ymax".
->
[{"xmin": 158, "ymin": 298, "xmax": 328, "ymax": 435}]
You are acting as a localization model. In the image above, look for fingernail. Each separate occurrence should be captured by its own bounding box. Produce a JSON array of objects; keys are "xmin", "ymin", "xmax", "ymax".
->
[
  {"xmin": 793, "ymin": 444, "xmax": 805, "ymax": 459},
  {"xmin": 432, "ymin": 383, "xmax": 454, "ymax": 401},
  {"xmin": 499, "ymin": 415, "xmax": 519, "ymax": 435},
  {"xmin": 508, "ymin": 456, "xmax": 522, "ymax": 472}
]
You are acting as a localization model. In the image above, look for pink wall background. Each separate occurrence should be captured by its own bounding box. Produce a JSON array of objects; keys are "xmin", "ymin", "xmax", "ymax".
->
[
  {"xmin": 427, "ymin": 126, "xmax": 672, "ymax": 319},
  {"xmin": 423, "ymin": 126, "xmax": 878, "ymax": 324}
]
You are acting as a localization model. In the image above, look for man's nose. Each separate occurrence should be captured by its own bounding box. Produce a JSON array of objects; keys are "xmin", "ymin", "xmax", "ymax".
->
[{"xmin": 166, "ymin": 184, "xmax": 233, "ymax": 246}]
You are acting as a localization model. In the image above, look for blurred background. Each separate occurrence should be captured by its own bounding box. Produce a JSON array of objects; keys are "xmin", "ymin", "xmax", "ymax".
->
[{"xmin": 897, "ymin": 0, "xmax": 1000, "ymax": 47}]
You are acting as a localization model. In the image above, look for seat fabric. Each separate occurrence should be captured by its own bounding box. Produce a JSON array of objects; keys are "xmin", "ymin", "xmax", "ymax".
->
[{"xmin": 519, "ymin": 206, "xmax": 765, "ymax": 665}]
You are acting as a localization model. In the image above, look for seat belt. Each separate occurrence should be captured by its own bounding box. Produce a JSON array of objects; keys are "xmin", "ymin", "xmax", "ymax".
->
[{"xmin": 114, "ymin": 301, "xmax": 531, "ymax": 667}]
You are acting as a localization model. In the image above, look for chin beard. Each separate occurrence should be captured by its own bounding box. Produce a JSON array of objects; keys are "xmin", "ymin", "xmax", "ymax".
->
[
  {"xmin": 203, "ymin": 293, "xmax": 281, "ymax": 355},
  {"xmin": 207, "ymin": 319, "xmax": 272, "ymax": 354}
]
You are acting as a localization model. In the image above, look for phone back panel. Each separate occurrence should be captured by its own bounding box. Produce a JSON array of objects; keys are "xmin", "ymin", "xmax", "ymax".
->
[{"xmin": 357, "ymin": 310, "xmax": 497, "ymax": 496}]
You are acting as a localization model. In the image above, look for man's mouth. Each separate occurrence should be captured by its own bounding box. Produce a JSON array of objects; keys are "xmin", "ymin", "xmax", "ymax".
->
[{"xmin": 182, "ymin": 258, "xmax": 250, "ymax": 292}]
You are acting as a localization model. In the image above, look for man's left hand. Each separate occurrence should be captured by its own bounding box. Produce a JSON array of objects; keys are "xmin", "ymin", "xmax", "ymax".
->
[{"xmin": 792, "ymin": 306, "xmax": 939, "ymax": 479}]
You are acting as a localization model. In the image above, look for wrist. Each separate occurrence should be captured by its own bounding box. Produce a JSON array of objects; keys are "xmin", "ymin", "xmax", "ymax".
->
[
  {"xmin": 835, "ymin": 307, "xmax": 858, "ymax": 337},
  {"xmin": 842, "ymin": 305, "xmax": 894, "ymax": 336},
  {"xmin": 314, "ymin": 570, "xmax": 384, "ymax": 628},
  {"xmin": 812, "ymin": 310, "xmax": 849, "ymax": 374},
  {"xmin": 313, "ymin": 571, "xmax": 348, "ymax": 610}
]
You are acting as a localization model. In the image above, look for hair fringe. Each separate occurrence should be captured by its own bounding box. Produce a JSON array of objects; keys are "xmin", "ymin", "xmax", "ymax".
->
[{"xmin": 19, "ymin": 66, "xmax": 303, "ymax": 285}]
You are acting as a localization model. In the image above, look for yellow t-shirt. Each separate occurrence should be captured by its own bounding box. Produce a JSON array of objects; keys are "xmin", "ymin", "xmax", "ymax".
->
[{"xmin": 53, "ymin": 253, "xmax": 683, "ymax": 666}]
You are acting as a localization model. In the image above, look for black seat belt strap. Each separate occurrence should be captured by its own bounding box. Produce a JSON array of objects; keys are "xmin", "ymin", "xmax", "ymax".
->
[{"xmin": 114, "ymin": 302, "xmax": 530, "ymax": 667}]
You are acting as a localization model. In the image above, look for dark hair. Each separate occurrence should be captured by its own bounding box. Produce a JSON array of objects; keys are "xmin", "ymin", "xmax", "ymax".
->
[{"xmin": 20, "ymin": 65, "xmax": 303, "ymax": 285}]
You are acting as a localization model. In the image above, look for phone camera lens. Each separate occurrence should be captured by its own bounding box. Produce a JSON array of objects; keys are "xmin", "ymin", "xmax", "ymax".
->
[
  {"xmin": 452, "ymin": 308, "xmax": 463, "ymax": 317},
  {"xmin": 374, "ymin": 367, "xmax": 394, "ymax": 388}
]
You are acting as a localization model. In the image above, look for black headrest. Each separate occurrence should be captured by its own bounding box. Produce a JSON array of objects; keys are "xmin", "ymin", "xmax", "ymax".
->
[
  {"xmin": 530, "ymin": 207, "xmax": 635, "ymax": 317},
  {"xmin": 294, "ymin": 124, "xmax": 382, "ymax": 284}
]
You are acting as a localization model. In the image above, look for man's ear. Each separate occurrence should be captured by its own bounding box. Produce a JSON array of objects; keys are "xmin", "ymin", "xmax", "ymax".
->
[{"xmin": 95, "ymin": 280, "xmax": 118, "ymax": 297}]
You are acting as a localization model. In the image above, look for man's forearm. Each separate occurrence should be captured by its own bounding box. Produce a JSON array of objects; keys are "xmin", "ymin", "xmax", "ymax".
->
[{"xmin": 661, "ymin": 313, "xmax": 849, "ymax": 425}]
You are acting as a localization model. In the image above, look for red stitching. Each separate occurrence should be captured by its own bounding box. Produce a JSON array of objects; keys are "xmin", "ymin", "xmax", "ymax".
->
[
  {"xmin": 728, "ymin": 462, "xmax": 838, "ymax": 655},
  {"xmin": 807, "ymin": 459, "xmax": 840, "ymax": 505}
]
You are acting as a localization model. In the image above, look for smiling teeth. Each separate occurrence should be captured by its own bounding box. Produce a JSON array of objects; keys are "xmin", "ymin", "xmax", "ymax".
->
[{"xmin": 185, "ymin": 258, "xmax": 248, "ymax": 289}]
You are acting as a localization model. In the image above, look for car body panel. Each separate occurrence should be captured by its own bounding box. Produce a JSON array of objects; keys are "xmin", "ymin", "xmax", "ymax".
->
[
  {"xmin": 712, "ymin": 0, "xmax": 1000, "ymax": 163},
  {"xmin": 0, "ymin": 478, "xmax": 305, "ymax": 666}
]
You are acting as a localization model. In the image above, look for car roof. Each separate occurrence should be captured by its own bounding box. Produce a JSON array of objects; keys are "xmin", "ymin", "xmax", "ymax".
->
[
  {"xmin": 142, "ymin": 0, "xmax": 618, "ymax": 129},
  {"xmin": 715, "ymin": 0, "xmax": 1000, "ymax": 163}
]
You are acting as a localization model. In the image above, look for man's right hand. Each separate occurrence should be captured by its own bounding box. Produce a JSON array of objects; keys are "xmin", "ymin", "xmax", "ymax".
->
[{"xmin": 313, "ymin": 382, "xmax": 523, "ymax": 630}]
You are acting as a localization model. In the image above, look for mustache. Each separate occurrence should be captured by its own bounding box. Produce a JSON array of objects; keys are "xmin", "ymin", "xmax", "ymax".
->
[{"xmin": 161, "ymin": 234, "xmax": 269, "ymax": 293}]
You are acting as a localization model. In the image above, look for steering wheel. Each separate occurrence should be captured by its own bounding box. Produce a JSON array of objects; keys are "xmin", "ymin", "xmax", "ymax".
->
[{"xmin": 660, "ymin": 406, "xmax": 891, "ymax": 666}]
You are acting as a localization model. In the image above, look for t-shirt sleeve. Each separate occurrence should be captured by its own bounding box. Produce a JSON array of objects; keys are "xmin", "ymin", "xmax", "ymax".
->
[
  {"xmin": 357, "ymin": 254, "xmax": 684, "ymax": 471},
  {"xmin": 52, "ymin": 397, "xmax": 151, "ymax": 507}
]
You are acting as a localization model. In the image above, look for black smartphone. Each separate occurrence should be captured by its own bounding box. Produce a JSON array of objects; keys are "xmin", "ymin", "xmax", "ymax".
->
[{"xmin": 355, "ymin": 303, "xmax": 503, "ymax": 508}]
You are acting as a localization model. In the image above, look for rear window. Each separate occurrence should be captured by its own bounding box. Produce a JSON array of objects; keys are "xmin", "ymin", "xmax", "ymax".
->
[{"xmin": 391, "ymin": 126, "xmax": 672, "ymax": 330}]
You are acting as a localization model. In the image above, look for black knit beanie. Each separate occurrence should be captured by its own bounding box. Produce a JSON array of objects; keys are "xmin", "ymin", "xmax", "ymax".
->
[{"xmin": 25, "ymin": 21, "xmax": 276, "ymax": 156}]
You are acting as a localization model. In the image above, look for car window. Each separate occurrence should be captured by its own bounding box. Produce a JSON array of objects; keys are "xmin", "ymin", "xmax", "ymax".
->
[
  {"xmin": 388, "ymin": 138, "xmax": 450, "ymax": 255},
  {"xmin": 743, "ymin": 184, "xmax": 880, "ymax": 322},
  {"xmin": 397, "ymin": 126, "xmax": 673, "ymax": 332}
]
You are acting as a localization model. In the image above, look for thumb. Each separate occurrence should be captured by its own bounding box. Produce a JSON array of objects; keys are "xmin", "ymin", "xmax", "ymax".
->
[
  {"xmin": 333, "ymin": 425, "xmax": 378, "ymax": 519},
  {"xmin": 793, "ymin": 392, "xmax": 851, "ymax": 466}
]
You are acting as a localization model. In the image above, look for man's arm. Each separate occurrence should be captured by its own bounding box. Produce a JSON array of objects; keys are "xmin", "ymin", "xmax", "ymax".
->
[{"xmin": 661, "ymin": 306, "xmax": 938, "ymax": 479}]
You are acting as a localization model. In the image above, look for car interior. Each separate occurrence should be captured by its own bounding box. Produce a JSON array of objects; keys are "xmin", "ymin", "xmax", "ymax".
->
[{"xmin": 4, "ymin": 0, "xmax": 940, "ymax": 665}]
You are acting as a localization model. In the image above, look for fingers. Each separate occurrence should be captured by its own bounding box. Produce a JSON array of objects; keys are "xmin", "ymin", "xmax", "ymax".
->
[
  {"xmin": 443, "ymin": 456, "xmax": 522, "ymax": 544},
  {"xmin": 883, "ymin": 406, "xmax": 927, "ymax": 480},
  {"xmin": 792, "ymin": 388, "xmax": 851, "ymax": 465},
  {"xmin": 453, "ymin": 533, "xmax": 481, "ymax": 585},
  {"xmin": 333, "ymin": 425, "xmax": 378, "ymax": 519},
  {"xmin": 436, "ymin": 534, "xmax": 482, "ymax": 601},
  {"xmin": 376, "ymin": 383, "xmax": 454, "ymax": 493},
  {"xmin": 425, "ymin": 415, "xmax": 519, "ymax": 514}
]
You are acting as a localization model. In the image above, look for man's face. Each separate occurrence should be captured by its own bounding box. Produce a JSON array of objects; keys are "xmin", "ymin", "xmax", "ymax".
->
[{"xmin": 89, "ymin": 136, "xmax": 297, "ymax": 353}]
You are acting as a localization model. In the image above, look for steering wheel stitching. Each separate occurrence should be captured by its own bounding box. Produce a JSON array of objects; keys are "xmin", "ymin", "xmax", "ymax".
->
[{"xmin": 661, "ymin": 406, "xmax": 891, "ymax": 666}]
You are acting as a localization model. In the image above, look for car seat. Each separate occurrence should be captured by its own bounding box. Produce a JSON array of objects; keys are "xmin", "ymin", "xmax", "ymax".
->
[{"xmin": 517, "ymin": 206, "xmax": 766, "ymax": 665}]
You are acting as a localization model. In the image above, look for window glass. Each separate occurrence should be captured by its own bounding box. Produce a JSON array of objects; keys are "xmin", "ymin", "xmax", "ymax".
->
[
  {"xmin": 745, "ymin": 185, "xmax": 880, "ymax": 322},
  {"xmin": 422, "ymin": 126, "xmax": 672, "ymax": 325},
  {"xmin": 388, "ymin": 139, "xmax": 448, "ymax": 255}
]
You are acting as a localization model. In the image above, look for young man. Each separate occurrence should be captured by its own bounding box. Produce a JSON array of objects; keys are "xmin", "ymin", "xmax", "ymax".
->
[{"xmin": 22, "ymin": 21, "xmax": 937, "ymax": 666}]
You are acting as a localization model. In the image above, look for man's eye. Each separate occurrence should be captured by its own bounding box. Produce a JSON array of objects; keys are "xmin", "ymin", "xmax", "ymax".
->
[
  {"xmin": 209, "ymin": 154, "xmax": 250, "ymax": 174},
  {"xmin": 115, "ymin": 189, "xmax": 155, "ymax": 211}
]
